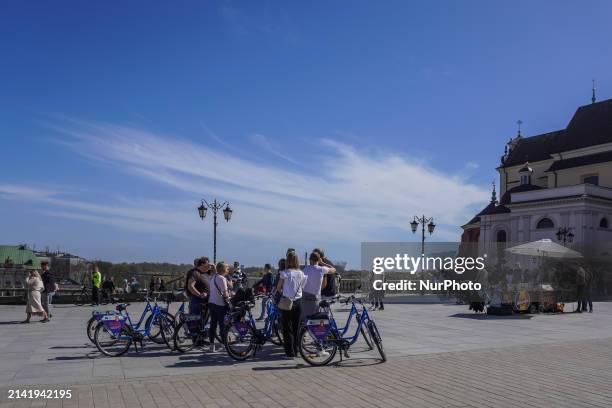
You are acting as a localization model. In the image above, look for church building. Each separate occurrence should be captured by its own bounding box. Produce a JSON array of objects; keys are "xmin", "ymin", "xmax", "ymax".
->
[{"xmin": 461, "ymin": 96, "xmax": 612, "ymax": 262}]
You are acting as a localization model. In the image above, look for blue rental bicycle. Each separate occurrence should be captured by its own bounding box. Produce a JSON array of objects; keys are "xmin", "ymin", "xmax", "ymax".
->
[
  {"xmin": 223, "ymin": 297, "xmax": 283, "ymax": 361},
  {"xmin": 172, "ymin": 305, "xmax": 223, "ymax": 352},
  {"xmin": 298, "ymin": 296, "xmax": 385, "ymax": 366},
  {"xmin": 93, "ymin": 298, "xmax": 175, "ymax": 356}
]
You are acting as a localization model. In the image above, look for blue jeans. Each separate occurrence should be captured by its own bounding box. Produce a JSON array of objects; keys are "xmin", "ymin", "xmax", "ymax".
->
[
  {"xmin": 42, "ymin": 291, "xmax": 55, "ymax": 316},
  {"xmin": 257, "ymin": 296, "xmax": 269, "ymax": 320},
  {"xmin": 189, "ymin": 296, "xmax": 205, "ymax": 314}
]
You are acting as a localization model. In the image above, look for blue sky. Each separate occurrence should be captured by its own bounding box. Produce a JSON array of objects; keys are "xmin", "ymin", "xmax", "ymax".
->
[{"xmin": 1, "ymin": 1, "xmax": 612, "ymax": 267}]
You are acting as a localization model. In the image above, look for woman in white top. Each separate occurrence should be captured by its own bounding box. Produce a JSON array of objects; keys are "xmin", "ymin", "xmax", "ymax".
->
[
  {"xmin": 275, "ymin": 250, "xmax": 307, "ymax": 357},
  {"xmin": 24, "ymin": 270, "xmax": 48, "ymax": 323},
  {"xmin": 208, "ymin": 262, "xmax": 231, "ymax": 351}
]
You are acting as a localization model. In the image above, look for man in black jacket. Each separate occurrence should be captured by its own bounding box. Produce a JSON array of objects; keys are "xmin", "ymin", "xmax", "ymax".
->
[{"xmin": 41, "ymin": 261, "xmax": 56, "ymax": 320}]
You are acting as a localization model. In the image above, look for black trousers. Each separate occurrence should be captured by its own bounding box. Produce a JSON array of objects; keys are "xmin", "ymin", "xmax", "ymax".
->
[
  {"xmin": 280, "ymin": 299, "xmax": 302, "ymax": 357},
  {"xmin": 92, "ymin": 286, "xmax": 100, "ymax": 305},
  {"xmin": 208, "ymin": 303, "xmax": 227, "ymax": 344}
]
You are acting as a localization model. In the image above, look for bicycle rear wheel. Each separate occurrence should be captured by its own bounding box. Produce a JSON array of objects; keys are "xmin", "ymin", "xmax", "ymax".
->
[
  {"xmin": 299, "ymin": 328, "xmax": 337, "ymax": 366},
  {"xmin": 224, "ymin": 322, "xmax": 255, "ymax": 360},
  {"xmin": 75, "ymin": 293, "xmax": 88, "ymax": 306},
  {"xmin": 94, "ymin": 323, "xmax": 131, "ymax": 357},
  {"xmin": 367, "ymin": 320, "xmax": 386, "ymax": 362}
]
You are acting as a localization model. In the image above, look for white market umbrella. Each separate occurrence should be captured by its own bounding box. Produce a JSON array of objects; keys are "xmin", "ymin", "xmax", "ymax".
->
[{"xmin": 505, "ymin": 239, "xmax": 582, "ymax": 258}]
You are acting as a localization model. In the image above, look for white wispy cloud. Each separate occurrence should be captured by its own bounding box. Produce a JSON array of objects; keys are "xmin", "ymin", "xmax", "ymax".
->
[
  {"xmin": 2, "ymin": 120, "xmax": 489, "ymax": 264},
  {"xmin": 50, "ymin": 120, "xmax": 486, "ymax": 239},
  {"xmin": 248, "ymin": 133, "xmax": 300, "ymax": 166}
]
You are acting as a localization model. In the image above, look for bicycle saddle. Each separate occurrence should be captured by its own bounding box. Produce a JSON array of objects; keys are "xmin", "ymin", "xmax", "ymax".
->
[
  {"xmin": 319, "ymin": 299, "xmax": 334, "ymax": 308},
  {"xmin": 115, "ymin": 303, "xmax": 129, "ymax": 311}
]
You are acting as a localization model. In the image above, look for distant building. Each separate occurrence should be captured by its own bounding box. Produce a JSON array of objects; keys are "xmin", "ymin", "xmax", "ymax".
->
[
  {"xmin": 462, "ymin": 98, "xmax": 612, "ymax": 262},
  {"xmin": 34, "ymin": 250, "xmax": 88, "ymax": 283},
  {"xmin": 0, "ymin": 245, "xmax": 40, "ymax": 296}
]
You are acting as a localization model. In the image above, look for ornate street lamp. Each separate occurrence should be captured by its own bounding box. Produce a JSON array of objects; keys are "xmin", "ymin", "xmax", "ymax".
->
[
  {"xmin": 556, "ymin": 227, "xmax": 574, "ymax": 246},
  {"xmin": 411, "ymin": 215, "xmax": 435, "ymax": 255},
  {"xmin": 197, "ymin": 198, "xmax": 232, "ymax": 263},
  {"xmin": 223, "ymin": 205, "xmax": 233, "ymax": 222}
]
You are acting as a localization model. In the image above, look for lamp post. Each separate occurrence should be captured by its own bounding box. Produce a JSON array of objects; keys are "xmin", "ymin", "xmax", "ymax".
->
[
  {"xmin": 556, "ymin": 227, "xmax": 574, "ymax": 246},
  {"xmin": 197, "ymin": 199, "xmax": 233, "ymax": 263},
  {"xmin": 410, "ymin": 215, "xmax": 436, "ymax": 256}
]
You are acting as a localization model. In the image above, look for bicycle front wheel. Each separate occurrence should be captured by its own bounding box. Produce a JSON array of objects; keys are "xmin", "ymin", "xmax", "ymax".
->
[
  {"xmin": 94, "ymin": 323, "xmax": 131, "ymax": 357},
  {"xmin": 87, "ymin": 316, "xmax": 98, "ymax": 344},
  {"xmin": 367, "ymin": 320, "xmax": 386, "ymax": 362},
  {"xmin": 269, "ymin": 318, "xmax": 283, "ymax": 346},
  {"xmin": 147, "ymin": 311, "xmax": 175, "ymax": 345},
  {"xmin": 299, "ymin": 328, "xmax": 337, "ymax": 366},
  {"xmin": 173, "ymin": 320, "xmax": 196, "ymax": 353},
  {"xmin": 224, "ymin": 322, "xmax": 255, "ymax": 360}
]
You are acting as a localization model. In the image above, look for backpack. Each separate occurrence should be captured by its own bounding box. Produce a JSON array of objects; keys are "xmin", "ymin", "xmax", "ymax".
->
[{"xmin": 321, "ymin": 273, "xmax": 338, "ymax": 297}]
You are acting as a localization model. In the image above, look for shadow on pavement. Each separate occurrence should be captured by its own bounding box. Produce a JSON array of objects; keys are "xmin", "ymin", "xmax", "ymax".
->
[
  {"xmin": 48, "ymin": 354, "xmax": 98, "ymax": 361},
  {"xmin": 449, "ymin": 313, "xmax": 533, "ymax": 320},
  {"xmin": 0, "ymin": 320, "xmax": 26, "ymax": 325}
]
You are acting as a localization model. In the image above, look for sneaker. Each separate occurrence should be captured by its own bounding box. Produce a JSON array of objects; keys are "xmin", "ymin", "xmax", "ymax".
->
[
  {"xmin": 317, "ymin": 350, "xmax": 330, "ymax": 358},
  {"xmin": 41, "ymin": 319, "xmax": 50, "ymax": 323},
  {"xmin": 209, "ymin": 344, "xmax": 216, "ymax": 352}
]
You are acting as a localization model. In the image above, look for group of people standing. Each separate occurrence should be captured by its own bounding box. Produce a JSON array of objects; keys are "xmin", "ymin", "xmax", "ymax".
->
[
  {"xmin": 275, "ymin": 249, "xmax": 337, "ymax": 357},
  {"xmin": 23, "ymin": 261, "xmax": 57, "ymax": 323},
  {"xmin": 182, "ymin": 248, "xmax": 338, "ymax": 359},
  {"xmin": 183, "ymin": 257, "xmax": 242, "ymax": 352}
]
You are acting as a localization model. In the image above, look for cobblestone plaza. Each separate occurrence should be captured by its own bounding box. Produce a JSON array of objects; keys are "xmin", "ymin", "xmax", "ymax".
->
[{"xmin": 1, "ymin": 301, "xmax": 611, "ymax": 407}]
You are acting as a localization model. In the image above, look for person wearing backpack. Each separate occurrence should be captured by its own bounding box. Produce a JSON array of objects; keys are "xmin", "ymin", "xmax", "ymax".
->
[
  {"xmin": 312, "ymin": 248, "xmax": 338, "ymax": 298},
  {"xmin": 275, "ymin": 250, "xmax": 307, "ymax": 358},
  {"xmin": 302, "ymin": 252, "xmax": 336, "ymax": 320}
]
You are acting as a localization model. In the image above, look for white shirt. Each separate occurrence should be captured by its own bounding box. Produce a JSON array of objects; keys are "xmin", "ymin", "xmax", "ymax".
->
[
  {"xmin": 280, "ymin": 269, "xmax": 307, "ymax": 300},
  {"xmin": 302, "ymin": 264, "xmax": 330, "ymax": 296},
  {"xmin": 209, "ymin": 274, "xmax": 229, "ymax": 306}
]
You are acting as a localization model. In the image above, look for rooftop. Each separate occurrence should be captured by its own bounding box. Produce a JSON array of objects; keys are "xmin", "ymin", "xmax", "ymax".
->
[{"xmin": 500, "ymin": 98, "xmax": 612, "ymax": 168}]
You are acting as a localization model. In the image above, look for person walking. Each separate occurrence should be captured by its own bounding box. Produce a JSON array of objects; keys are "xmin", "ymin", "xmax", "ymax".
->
[
  {"xmin": 276, "ymin": 250, "xmax": 307, "ymax": 358},
  {"xmin": 184, "ymin": 257, "xmax": 212, "ymax": 314},
  {"xmin": 23, "ymin": 270, "xmax": 49, "ymax": 323},
  {"xmin": 91, "ymin": 265, "xmax": 102, "ymax": 306},
  {"xmin": 209, "ymin": 261, "xmax": 231, "ymax": 352},
  {"xmin": 253, "ymin": 263, "xmax": 275, "ymax": 321},
  {"xmin": 302, "ymin": 252, "xmax": 336, "ymax": 319},
  {"xmin": 584, "ymin": 267, "xmax": 594, "ymax": 313},
  {"xmin": 576, "ymin": 266, "xmax": 587, "ymax": 313},
  {"xmin": 40, "ymin": 261, "xmax": 57, "ymax": 319}
]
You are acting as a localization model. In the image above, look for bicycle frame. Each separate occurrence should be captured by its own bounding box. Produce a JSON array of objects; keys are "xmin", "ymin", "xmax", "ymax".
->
[
  {"xmin": 320, "ymin": 299, "xmax": 371, "ymax": 346},
  {"xmin": 261, "ymin": 297, "xmax": 279, "ymax": 338}
]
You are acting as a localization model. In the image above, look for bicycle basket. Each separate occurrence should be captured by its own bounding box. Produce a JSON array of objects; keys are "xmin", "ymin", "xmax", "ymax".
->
[
  {"xmin": 99, "ymin": 314, "xmax": 127, "ymax": 336},
  {"xmin": 306, "ymin": 317, "xmax": 331, "ymax": 341}
]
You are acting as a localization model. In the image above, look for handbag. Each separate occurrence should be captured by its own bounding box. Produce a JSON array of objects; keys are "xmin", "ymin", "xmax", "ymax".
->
[
  {"xmin": 213, "ymin": 274, "xmax": 231, "ymax": 309},
  {"xmin": 278, "ymin": 296, "xmax": 293, "ymax": 311},
  {"xmin": 278, "ymin": 271, "xmax": 305, "ymax": 311}
]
